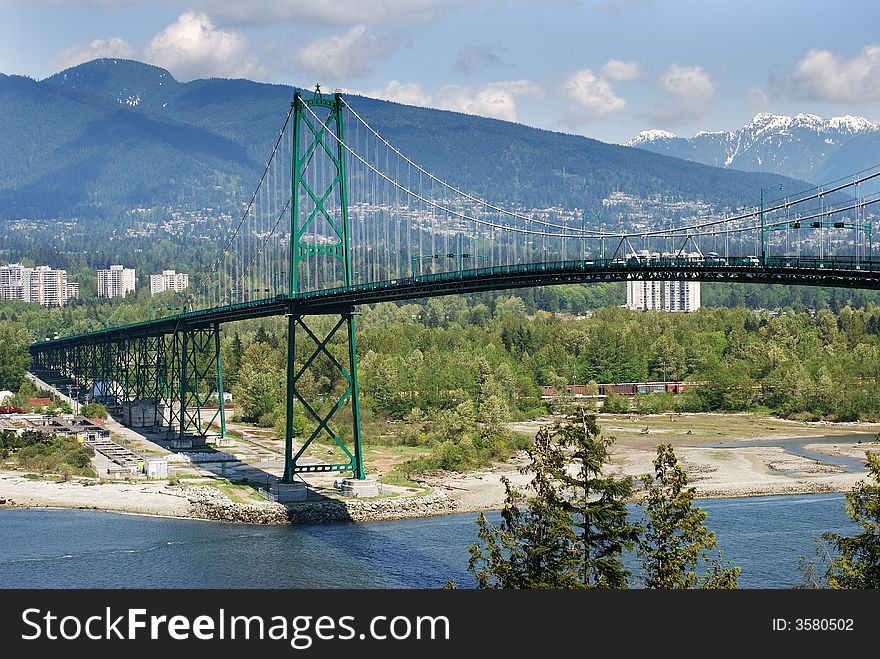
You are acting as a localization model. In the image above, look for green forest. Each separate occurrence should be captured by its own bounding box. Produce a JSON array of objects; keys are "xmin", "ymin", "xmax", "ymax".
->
[{"xmin": 5, "ymin": 291, "xmax": 880, "ymax": 475}]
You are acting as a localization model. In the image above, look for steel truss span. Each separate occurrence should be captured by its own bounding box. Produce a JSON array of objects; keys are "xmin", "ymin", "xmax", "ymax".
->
[{"xmin": 29, "ymin": 88, "xmax": 880, "ymax": 482}]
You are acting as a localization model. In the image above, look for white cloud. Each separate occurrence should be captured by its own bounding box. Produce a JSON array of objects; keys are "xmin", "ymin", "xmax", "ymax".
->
[
  {"xmin": 56, "ymin": 37, "xmax": 135, "ymax": 69},
  {"xmin": 562, "ymin": 68, "xmax": 626, "ymax": 121},
  {"xmin": 144, "ymin": 11, "xmax": 261, "ymax": 80},
  {"xmin": 54, "ymin": 12, "xmax": 265, "ymax": 81},
  {"xmin": 358, "ymin": 79, "xmax": 540, "ymax": 122},
  {"xmin": 295, "ymin": 25, "xmax": 395, "ymax": 80},
  {"xmin": 362, "ymin": 80, "xmax": 432, "ymax": 107},
  {"xmin": 648, "ymin": 63, "xmax": 717, "ymax": 122},
  {"xmin": 600, "ymin": 59, "xmax": 642, "ymax": 82},
  {"xmin": 436, "ymin": 80, "xmax": 540, "ymax": 122},
  {"xmin": 745, "ymin": 86, "xmax": 768, "ymax": 109},
  {"xmin": 788, "ymin": 44, "xmax": 880, "ymax": 102}
]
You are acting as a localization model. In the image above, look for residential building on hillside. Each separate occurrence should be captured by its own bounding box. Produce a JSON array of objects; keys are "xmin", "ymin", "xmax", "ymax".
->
[
  {"xmin": 97, "ymin": 265, "xmax": 136, "ymax": 299},
  {"xmin": 150, "ymin": 270, "xmax": 189, "ymax": 295},
  {"xmin": 0, "ymin": 263, "xmax": 77, "ymax": 306}
]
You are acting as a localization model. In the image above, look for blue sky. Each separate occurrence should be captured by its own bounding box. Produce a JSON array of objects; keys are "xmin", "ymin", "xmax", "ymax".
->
[{"xmin": 2, "ymin": 0, "xmax": 880, "ymax": 143}]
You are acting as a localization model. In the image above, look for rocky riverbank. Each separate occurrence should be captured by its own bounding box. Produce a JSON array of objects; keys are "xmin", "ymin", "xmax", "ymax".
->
[
  {"xmin": 0, "ymin": 472, "xmax": 460, "ymax": 525},
  {"xmin": 286, "ymin": 490, "xmax": 457, "ymax": 524},
  {"xmin": 183, "ymin": 484, "xmax": 457, "ymax": 524},
  {"xmin": 182, "ymin": 485, "xmax": 290, "ymax": 524}
]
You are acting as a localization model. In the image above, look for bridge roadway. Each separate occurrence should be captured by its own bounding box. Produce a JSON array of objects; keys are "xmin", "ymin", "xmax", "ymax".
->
[{"xmin": 32, "ymin": 254, "xmax": 880, "ymax": 350}]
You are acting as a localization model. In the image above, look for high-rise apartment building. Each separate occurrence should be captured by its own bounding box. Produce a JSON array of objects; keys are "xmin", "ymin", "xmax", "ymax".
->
[
  {"xmin": 0, "ymin": 263, "xmax": 29, "ymax": 301},
  {"xmin": 626, "ymin": 278, "xmax": 701, "ymax": 313},
  {"xmin": 0, "ymin": 263, "xmax": 77, "ymax": 306},
  {"xmin": 626, "ymin": 279, "xmax": 663, "ymax": 312},
  {"xmin": 664, "ymin": 279, "xmax": 701, "ymax": 312},
  {"xmin": 625, "ymin": 251, "xmax": 702, "ymax": 313},
  {"xmin": 149, "ymin": 270, "xmax": 189, "ymax": 296},
  {"xmin": 97, "ymin": 265, "xmax": 136, "ymax": 299}
]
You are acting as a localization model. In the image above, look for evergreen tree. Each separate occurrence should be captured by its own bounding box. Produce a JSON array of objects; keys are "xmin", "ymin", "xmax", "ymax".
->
[
  {"xmin": 638, "ymin": 443, "xmax": 740, "ymax": 588},
  {"xmin": 468, "ymin": 408, "xmax": 638, "ymax": 588},
  {"xmin": 823, "ymin": 451, "xmax": 880, "ymax": 588},
  {"xmin": 559, "ymin": 409, "xmax": 640, "ymax": 587}
]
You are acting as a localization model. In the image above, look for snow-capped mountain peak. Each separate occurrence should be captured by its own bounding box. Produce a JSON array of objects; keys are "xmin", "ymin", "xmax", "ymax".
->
[
  {"xmin": 625, "ymin": 129, "xmax": 677, "ymax": 146},
  {"xmin": 626, "ymin": 112, "xmax": 879, "ymax": 182},
  {"xmin": 828, "ymin": 114, "xmax": 879, "ymax": 134}
]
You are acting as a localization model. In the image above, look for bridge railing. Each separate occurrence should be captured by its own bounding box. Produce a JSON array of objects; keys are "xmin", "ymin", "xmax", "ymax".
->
[{"xmin": 297, "ymin": 254, "xmax": 880, "ymax": 299}]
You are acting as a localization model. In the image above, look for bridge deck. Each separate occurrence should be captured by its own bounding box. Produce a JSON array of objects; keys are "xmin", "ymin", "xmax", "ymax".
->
[{"xmin": 31, "ymin": 255, "xmax": 880, "ymax": 351}]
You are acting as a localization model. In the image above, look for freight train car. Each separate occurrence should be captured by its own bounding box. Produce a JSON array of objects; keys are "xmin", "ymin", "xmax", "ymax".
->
[{"xmin": 540, "ymin": 382, "xmax": 697, "ymax": 400}]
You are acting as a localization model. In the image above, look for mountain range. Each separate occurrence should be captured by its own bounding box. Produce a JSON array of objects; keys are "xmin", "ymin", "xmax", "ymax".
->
[
  {"xmin": 1, "ymin": 58, "xmax": 802, "ymax": 218},
  {"xmin": 626, "ymin": 113, "xmax": 880, "ymax": 183}
]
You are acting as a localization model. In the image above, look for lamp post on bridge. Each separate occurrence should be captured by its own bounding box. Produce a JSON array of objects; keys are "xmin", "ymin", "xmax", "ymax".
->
[{"xmin": 760, "ymin": 184, "xmax": 784, "ymax": 263}]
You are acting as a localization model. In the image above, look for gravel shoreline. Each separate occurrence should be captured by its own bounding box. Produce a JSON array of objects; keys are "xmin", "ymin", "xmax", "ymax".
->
[{"xmin": 2, "ymin": 439, "xmax": 876, "ymax": 524}]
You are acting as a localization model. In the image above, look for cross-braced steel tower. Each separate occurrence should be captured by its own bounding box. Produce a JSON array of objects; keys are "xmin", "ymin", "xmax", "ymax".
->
[{"xmin": 282, "ymin": 90, "xmax": 365, "ymax": 482}]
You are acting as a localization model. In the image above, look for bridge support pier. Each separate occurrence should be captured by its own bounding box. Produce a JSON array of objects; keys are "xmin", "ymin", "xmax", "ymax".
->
[
  {"xmin": 171, "ymin": 324, "xmax": 226, "ymax": 444},
  {"xmin": 281, "ymin": 307, "xmax": 365, "ymax": 483}
]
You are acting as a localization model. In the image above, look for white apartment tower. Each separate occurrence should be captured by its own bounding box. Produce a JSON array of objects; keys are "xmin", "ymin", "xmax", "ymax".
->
[
  {"xmin": 150, "ymin": 270, "xmax": 189, "ymax": 296},
  {"xmin": 665, "ymin": 279, "xmax": 701, "ymax": 312},
  {"xmin": 97, "ymin": 265, "xmax": 136, "ymax": 299},
  {"xmin": 0, "ymin": 263, "xmax": 29, "ymax": 301},
  {"xmin": 626, "ymin": 279, "xmax": 701, "ymax": 313},
  {"xmin": 0, "ymin": 263, "xmax": 77, "ymax": 306},
  {"xmin": 29, "ymin": 266, "xmax": 70, "ymax": 307},
  {"xmin": 626, "ymin": 279, "xmax": 664, "ymax": 311}
]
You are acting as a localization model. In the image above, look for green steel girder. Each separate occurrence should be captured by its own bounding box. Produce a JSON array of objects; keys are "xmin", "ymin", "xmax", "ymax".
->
[
  {"xmin": 176, "ymin": 324, "xmax": 225, "ymax": 442},
  {"xmin": 29, "ymin": 324, "xmax": 225, "ymax": 445},
  {"xmin": 30, "ymin": 256, "xmax": 880, "ymax": 362},
  {"xmin": 154, "ymin": 332, "xmax": 176, "ymax": 434}
]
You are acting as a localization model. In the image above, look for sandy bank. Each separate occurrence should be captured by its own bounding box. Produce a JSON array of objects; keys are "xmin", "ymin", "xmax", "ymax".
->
[{"xmin": 3, "ymin": 409, "xmax": 878, "ymax": 524}]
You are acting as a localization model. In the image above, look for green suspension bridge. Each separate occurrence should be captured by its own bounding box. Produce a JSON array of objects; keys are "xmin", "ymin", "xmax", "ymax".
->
[{"xmin": 29, "ymin": 89, "xmax": 880, "ymax": 483}]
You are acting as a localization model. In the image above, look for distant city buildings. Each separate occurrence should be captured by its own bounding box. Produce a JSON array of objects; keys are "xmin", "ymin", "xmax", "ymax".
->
[
  {"xmin": 150, "ymin": 270, "xmax": 189, "ymax": 296},
  {"xmin": 0, "ymin": 263, "xmax": 78, "ymax": 306},
  {"xmin": 97, "ymin": 265, "xmax": 136, "ymax": 299}
]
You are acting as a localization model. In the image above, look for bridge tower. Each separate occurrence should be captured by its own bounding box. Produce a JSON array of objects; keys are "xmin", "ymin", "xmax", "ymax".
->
[{"xmin": 282, "ymin": 90, "xmax": 365, "ymax": 482}]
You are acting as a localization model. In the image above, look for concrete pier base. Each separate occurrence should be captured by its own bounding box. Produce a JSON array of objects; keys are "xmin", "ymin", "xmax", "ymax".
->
[
  {"xmin": 262, "ymin": 482, "xmax": 308, "ymax": 502},
  {"xmin": 341, "ymin": 477, "xmax": 380, "ymax": 498}
]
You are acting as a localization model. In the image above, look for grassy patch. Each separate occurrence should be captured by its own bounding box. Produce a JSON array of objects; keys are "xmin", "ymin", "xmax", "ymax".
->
[
  {"xmin": 379, "ymin": 469, "xmax": 428, "ymax": 490},
  {"xmin": 11, "ymin": 437, "xmax": 96, "ymax": 478},
  {"xmin": 207, "ymin": 480, "xmax": 267, "ymax": 503}
]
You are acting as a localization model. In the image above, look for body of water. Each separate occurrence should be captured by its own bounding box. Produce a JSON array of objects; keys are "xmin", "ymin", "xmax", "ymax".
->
[
  {"xmin": 712, "ymin": 434, "xmax": 871, "ymax": 474},
  {"xmin": 0, "ymin": 493, "xmax": 858, "ymax": 588}
]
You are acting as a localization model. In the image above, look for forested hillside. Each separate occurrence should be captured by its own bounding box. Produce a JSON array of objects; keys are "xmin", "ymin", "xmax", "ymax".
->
[{"xmin": 0, "ymin": 58, "xmax": 803, "ymax": 217}]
